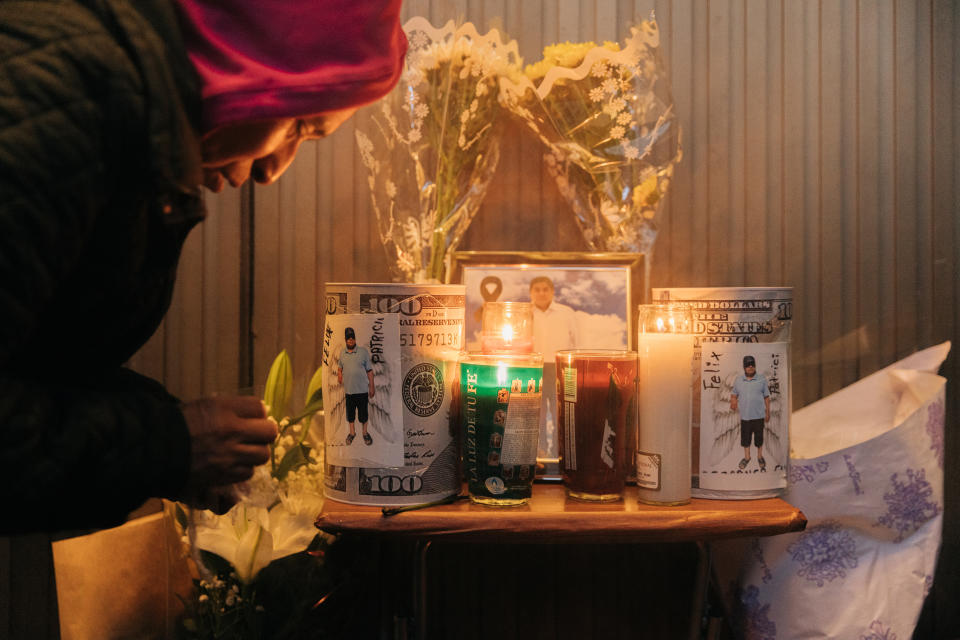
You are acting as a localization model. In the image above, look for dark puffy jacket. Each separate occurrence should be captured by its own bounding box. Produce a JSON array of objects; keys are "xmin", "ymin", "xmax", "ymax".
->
[{"xmin": 0, "ymin": 0, "xmax": 205, "ymax": 533}]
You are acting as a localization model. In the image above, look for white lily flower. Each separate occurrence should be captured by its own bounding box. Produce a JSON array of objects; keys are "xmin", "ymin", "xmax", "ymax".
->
[
  {"xmin": 265, "ymin": 502, "xmax": 322, "ymax": 563},
  {"xmin": 192, "ymin": 504, "xmax": 274, "ymax": 583}
]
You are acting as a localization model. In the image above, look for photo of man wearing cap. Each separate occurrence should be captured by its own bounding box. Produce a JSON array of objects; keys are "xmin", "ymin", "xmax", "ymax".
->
[
  {"xmin": 730, "ymin": 354, "xmax": 771, "ymax": 471},
  {"xmin": 337, "ymin": 327, "xmax": 376, "ymax": 445}
]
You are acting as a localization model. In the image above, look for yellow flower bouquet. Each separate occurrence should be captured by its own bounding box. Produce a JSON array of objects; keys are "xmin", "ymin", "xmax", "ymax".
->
[
  {"xmin": 501, "ymin": 19, "xmax": 682, "ymax": 258},
  {"xmin": 355, "ymin": 18, "xmax": 522, "ymax": 283}
]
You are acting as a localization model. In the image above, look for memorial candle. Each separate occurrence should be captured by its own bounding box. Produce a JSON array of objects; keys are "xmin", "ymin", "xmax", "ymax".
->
[
  {"xmin": 556, "ymin": 349, "xmax": 637, "ymax": 501},
  {"xmin": 480, "ymin": 302, "xmax": 534, "ymax": 354},
  {"xmin": 636, "ymin": 304, "xmax": 695, "ymax": 505},
  {"xmin": 460, "ymin": 352, "xmax": 543, "ymax": 505}
]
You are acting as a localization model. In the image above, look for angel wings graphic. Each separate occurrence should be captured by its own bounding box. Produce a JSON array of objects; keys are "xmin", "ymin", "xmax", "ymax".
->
[
  {"xmin": 705, "ymin": 368, "xmax": 786, "ymax": 467},
  {"xmin": 325, "ymin": 344, "xmax": 400, "ymax": 445}
]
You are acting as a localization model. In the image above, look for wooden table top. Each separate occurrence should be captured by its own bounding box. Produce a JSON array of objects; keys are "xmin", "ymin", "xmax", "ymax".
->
[{"xmin": 315, "ymin": 483, "xmax": 807, "ymax": 544}]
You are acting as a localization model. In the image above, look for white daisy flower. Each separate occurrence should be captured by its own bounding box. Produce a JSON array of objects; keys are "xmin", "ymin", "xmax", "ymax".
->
[
  {"xmin": 604, "ymin": 97, "xmax": 627, "ymax": 116},
  {"xmin": 409, "ymin": 30, "xmax": 429, "ymax": 49}
]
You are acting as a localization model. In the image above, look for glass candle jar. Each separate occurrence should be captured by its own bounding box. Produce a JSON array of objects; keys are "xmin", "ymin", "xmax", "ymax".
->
[
  {"xmin": 636, "ymin": 303, "xmax": 695, "ymax": 506},
  {"xmin": 459, "ymin": 352, "xmax": 543, "ymax": 505},
  {"xmin": 480, "ymin": 301, "xmax": 534, "ymax": 354},
  {"xmin": 555, "ymin": 349, "xmax": 638, "ymax": 501}
]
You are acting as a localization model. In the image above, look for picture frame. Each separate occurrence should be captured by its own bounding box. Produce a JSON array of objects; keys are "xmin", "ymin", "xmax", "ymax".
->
[{"xmin": 449, "ymin": 251, "xmax": 646, "ymax": 479}]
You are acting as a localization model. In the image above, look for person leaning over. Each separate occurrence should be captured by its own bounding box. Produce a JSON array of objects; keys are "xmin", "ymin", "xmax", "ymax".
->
[{"xmin": 0, "ymin": 0, "xmax": 406, "ymax": 533}]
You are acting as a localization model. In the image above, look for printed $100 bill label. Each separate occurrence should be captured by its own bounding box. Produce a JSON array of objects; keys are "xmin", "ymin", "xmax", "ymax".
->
[{"xmin": 323, "ymin": 283, "xmax": 465, "ymax": 506}]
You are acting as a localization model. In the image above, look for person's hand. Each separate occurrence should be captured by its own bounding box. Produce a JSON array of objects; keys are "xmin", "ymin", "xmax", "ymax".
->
[
  {"xmin": 178, "ymin": 396, "xmax": 277, "ymax": 508},
  {"xmin": 765, "ymin": 408, "xmax": 771, "ymax": 422},
  {"xmin": 369, "ymin": 382, "xmax": 376, "ymax": 398}
]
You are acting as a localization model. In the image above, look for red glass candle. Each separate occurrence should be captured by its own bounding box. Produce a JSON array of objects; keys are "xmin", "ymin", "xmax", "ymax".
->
[{"xmin": 555, "ymin": 349, "xmax": 638, "ymax": 501}]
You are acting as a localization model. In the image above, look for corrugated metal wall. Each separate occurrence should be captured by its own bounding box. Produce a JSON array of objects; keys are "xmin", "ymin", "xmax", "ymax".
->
[{"xmin": 123, "ymin": 0, "xmax": 958, "ymax": 636}]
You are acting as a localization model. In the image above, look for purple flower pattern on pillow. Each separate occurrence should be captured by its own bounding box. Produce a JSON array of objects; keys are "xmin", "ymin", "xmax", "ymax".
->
[
  {"xmin": 843, "ymin": 454, "xmax": 865, "ymax": 495},
  {"xmin": 739, "ymin": 585, "xmax": 776, "ymax": 640},
  {"xmin": 926, "ymin": 399, "xmax": 944, "ymax": 469},
  {"xmin": 789, "ymin": 464, "xmax": 815, "ymax": 484},
  {"xmin": 860, "ymin": 620, "xmax": 897, "ymax": 640},
  {"xmin": 750, "ymin": 537, "xmax": 773, "ymax": 584},
  {"xmin": 789, "ymin": 460, "xmax": 829, "ymax": 484},
  {"xmin": 787, "ymin": 520, "xmax": 858, "ymax": 586},
  {"xmin": 876, "ymin": 468, "xmax": 940, "ymax": 543}
]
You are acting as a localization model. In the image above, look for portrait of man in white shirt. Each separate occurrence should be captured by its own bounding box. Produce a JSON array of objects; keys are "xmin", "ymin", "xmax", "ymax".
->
[
  {"xmin": 459, "ymin": 261, "xmax": 633, "ymax": 474},
  {"xmin": 529, "ymin": 276, "xmax": 578, "ymax": 357}
]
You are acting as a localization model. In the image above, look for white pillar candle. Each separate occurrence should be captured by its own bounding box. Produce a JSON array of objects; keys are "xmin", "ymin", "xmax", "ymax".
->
[{"xmin": 636, "ymin": 327, "xmax": 694, "ymax": 505}]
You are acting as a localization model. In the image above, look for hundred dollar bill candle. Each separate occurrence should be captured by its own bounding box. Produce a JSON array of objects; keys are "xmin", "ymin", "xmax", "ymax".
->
[
  {"xmin": 636, "ymin": 304, "xmax": 695, "ymax": 506},
  {"xmin": 653, "ymin": 287, "xmax": 792, "ymax": 500},
  {"xmin": 480, "ymin": 301, "xmax": 534, "ymax": 354},
  {"xmin": 460, "ymin": 352, "xmax": 543, "ymax": 506},
  {"xmin": 556, "ymin": 350, "xmax": 637, "ymax": 501},
  {"xmin": 323, "ymin": 283, "xmax": 465, "ymax": 506}
]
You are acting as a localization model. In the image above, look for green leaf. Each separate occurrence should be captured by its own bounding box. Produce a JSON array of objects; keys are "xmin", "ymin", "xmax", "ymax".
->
[
  {"xmin": 304, "ymin": 365, "xmax": 324, "ymax": 410},
  {"xmin": 297, "ymin": 396, "xmax": 324, "ymax": 423},
  {"xmin": 275, "ymin": 444, "xmax": 309, "ymax": 481},
  {"xmin": 263, "ymin": 350, "xmax": 292, "ymax": 420}
]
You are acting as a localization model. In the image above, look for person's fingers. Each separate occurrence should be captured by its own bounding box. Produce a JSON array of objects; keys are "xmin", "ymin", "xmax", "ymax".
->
[
  {"xmin": 234, "ymin": 417, "xmax": 278, "ymax": 444},
  {"xmin": 180, "ymin": 395, "xmax": 280, "ymax": 497},
  {"xmin": 202, "ymin": 464, "xmax": 256, "ymax": 487},
  {"xmin": 230, "ymin": 442, "xmax": 272, "ymax": 467},
  {"xmin": 221, "ymin": 395, "xmax": 268, "ymax": 419},
  {"xmin": 224, "ymin": 465, "xmax": 256, "ymax": 484}
]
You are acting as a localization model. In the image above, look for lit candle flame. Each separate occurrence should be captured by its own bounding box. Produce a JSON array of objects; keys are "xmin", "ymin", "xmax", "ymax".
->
[{"xmin": 501, "ymin": 324, "xmax": 514, "ymax": 343}]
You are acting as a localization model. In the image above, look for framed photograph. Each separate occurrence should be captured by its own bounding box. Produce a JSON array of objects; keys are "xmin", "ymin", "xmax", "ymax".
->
[{"xmin": 449, "ymin": 251, "xmax": 646, "ymax": 478}]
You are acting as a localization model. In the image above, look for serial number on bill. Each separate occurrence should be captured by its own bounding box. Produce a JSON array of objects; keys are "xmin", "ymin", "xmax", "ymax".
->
[{"xmin": 399, "ymin": 332, "xmax": 461, "ymax": 347}]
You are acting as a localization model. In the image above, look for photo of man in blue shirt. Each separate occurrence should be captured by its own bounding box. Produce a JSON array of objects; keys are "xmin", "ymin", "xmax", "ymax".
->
[
  {"xmin": 730, "ymin": 355, "xmax": 771, "ymax": 471},
  {"xmin": 338, "ymin": 327, "xmax": 376, "ymax": 445}
]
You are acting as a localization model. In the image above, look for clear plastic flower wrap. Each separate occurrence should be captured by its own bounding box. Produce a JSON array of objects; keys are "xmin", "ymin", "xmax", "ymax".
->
[
  {"xmin": 355, "ymin": 18, "xmax": 522, "ymax": 283},
  {"xmin": 501, "ymin": 18, "xmax": 682, "ymax": 257}
]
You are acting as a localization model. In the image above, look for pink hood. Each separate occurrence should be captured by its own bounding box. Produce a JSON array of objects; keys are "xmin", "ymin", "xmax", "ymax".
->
[{"xmin": 173, "ymin": 0, "xmax": 407, "ymax": 133}]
